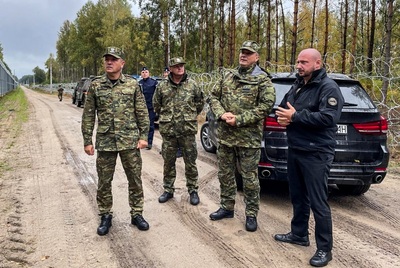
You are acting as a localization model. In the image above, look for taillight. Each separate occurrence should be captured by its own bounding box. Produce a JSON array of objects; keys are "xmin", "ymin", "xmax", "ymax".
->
[
  {"xmin": 352, "ymin": 116, "xmax": 388, "ymax": 135},
  {"xmin": 259, "ymin": 162, "xmax": 273, "ymax": 167},
  {"xmin": 264, "ymin": 116, "xmax": 286, "ymax": 131},
  {"xmin": 375, "ymin": 167, "xmax": 387, "ymax": 172}
]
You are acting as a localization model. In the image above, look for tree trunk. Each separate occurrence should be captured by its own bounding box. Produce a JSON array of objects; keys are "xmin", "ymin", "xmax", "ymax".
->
[
  {"xmin": 162, "ymin": 6, "xmax": 170, "ymax": 69},
  {"xmin": 228, "ymin": 0, "xmax": 236, "ymax": 66},
  {"xmin": 382, "ymin": 0, "xmax": 394, "ymax": 104},
  {"xmin": 208, "ymin": 0, "xmax": 216, "ymax": 72},
  {"xmin": 290, "ymin": 0, "xmax": 299, "ymax": 70},
  {"xmin": 274, "ymin": 0, "xmax": 279, "ymax": 70},
  {"xmin": 218, "ymin": 0, "xmax": 225, "ymax": 67},
  {"xmin": 367, "ymin": 0, "xmax": 375, "ymax": 75},
  {"xmin": 350, "ymin": 0, "xmax": 359, "ymax": 74},
  {"xmin": 323, "ymin": 0, "xmax": 329, "ymax": 60},
  {"xmin": 247, "ymin": 0, "xmax": 253, "ymax": 39},
  {"xmin": 199, "ymin": 0, "xmax": 204, "ymax": 67},
  {"xmin": 341, "ymin": 0, "xmax": 349, "ymax": 74},
  {"xmin": 280, "ymin": 0, "xmax": 287, "ymax": 66},
  {"xmin": 310, "ymin": 0, "xmax": 317, "ymax": 47},
  {"xmin": 266, "ymin": 0, "xmax": 272, "ymax": 63}
]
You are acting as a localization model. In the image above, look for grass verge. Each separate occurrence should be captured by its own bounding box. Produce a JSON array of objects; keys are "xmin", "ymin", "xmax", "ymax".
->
[{"xmin": 0, "ymin": 87, "xmax": 29, "ymax": 176}]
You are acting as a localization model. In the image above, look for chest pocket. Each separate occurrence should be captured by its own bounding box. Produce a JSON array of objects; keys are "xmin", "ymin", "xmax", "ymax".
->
[
  {"xmin": 96, "ymin": 89, "xmax": 112, "ymax": 109},
  {"xmin": 237, "ymin": 78, "xmax": 260, "ymax": 107},
  {"xmin": 120, "ymin": 88, "xmax": 135, "ymax": 109}
]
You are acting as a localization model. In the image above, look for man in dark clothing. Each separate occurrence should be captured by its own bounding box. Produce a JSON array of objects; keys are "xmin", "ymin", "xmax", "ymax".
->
[
  {"xmin": 163, "ymin": 67, "xmax": 170, "ymax": 79},
  {"xmin": 139, "ymin": 67, "xmax": 158, "ymax": 150},
  {"xmin": 274, "ymin": 48, "xmax": 344, "ymax": 267}
]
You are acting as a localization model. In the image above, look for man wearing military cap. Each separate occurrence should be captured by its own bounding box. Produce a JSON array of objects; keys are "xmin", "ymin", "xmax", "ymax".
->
[
  {"xmin": 103, "ymin": 46, "xmax": 124, "ymax": 59},
  {"xmin": 208, "ymin": 40, "xmax": 275, "ymax": 232},
  {"xmin": 82, "ymin": 46, "xmax": 151, "ymax": 235},
  {"xmin": 153, "ymin": 57, "xmax": 204, "ymax": 206}
]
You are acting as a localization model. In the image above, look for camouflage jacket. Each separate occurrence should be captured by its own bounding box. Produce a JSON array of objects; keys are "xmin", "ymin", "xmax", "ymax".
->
[
  {"xmin": 208, "ymin": 65, "xmax": 275, "ymax": 148},
  {"xmin": 153, "ymin": 73, "xmax": 204, "ymax": 136},
  {"xmin": 81, "ymin": 74, "xmax": 149, "ymax": 151}
]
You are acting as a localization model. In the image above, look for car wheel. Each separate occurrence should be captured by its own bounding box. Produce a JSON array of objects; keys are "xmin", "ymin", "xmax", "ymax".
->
[
  {"xmin": 200, "ymin": 122, "xmax": 217, "ymax": 153},
  {"xmin": 337, "ymin": 184, "xmax": 371, "ymax": 195}
]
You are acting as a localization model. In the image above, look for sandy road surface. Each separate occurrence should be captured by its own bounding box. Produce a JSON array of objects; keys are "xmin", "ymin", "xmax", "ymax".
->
[{"xmin": 0, "ymin": 87, "xmax": 399, "ymax": 268}]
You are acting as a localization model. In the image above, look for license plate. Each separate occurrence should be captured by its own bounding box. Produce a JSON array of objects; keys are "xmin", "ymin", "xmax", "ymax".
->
[{"xmin": 337, "ymin": 124, "xmax": 347, "ymax": 134}]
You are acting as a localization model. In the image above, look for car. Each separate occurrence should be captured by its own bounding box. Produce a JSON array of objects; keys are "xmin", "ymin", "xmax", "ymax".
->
[
  {"xmin": 72, "ymin": 76, "xmax": 94, "ymax": 107},
  {"xmin": 131, "ymin": 74, "xmax": 141, "ymax": 80},
  {"xmin": 200, "ymin": 72, "xmax": 389, "ymax": 195}
]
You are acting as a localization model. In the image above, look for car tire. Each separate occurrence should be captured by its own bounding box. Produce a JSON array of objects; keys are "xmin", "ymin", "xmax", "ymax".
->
[
  {"xmin": 337, "ymin": 184, "xmax": 371, "ymax": 195},
  {"xmin": 200, "ymin": 122, "xmax": 217, "ymax": 153}
]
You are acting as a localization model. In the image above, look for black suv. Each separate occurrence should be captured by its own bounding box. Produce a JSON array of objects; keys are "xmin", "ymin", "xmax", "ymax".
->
[
  {"xmin": 200, "ymin": 73, "xmax": 389, "ymax": 195},
  {"xmin": 72, "ymin": 77, "xmax": 92, "ymax": 107}
]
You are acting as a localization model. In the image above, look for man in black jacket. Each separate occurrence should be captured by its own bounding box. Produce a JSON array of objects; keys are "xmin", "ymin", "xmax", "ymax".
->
[
  {"xmin": 139, "ymin": 67, "xmax": 158, "ymax": 149},
  {"xmin": 274, "ymin": 48, "xmax": 344, "ymax": 267}
]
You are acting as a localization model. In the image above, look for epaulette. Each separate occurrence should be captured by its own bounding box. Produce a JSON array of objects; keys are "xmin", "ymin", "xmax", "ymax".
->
[
  {"xmin": 91, "ymin": 75, "xmax": 102, "ymax": 81},
  {"xmin": 224, "ymin": 68, "xmax": 241, "ymax": 79},
  {"xmin": 123, "ymin": 74, "xmax": 134, "ymax": 80}
]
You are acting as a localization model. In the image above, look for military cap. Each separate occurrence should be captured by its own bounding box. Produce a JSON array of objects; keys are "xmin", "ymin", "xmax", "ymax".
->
[
  {"xmin": 142, "ymin": 67, "xmax": 148, "ymax": 71},
  {"xmin": 169, "ymin": 57, "xmax": 186, "ymax": 67},
  {"xmin": 240, "ymin": 40, "xmax": 260, "ymax": 53},
  {"xmin": 103, "ymin": 47, "xmax": 124, "ymax": 59},
  {"xmin": 164, "ymin": 67, "xmax": 170, "ymax": 72}
]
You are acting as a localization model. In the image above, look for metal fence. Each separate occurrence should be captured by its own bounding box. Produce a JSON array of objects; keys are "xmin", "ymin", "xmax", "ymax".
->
[{"xmin": 0, "ymin": 59, "xmax": 18, "ymax": 96}]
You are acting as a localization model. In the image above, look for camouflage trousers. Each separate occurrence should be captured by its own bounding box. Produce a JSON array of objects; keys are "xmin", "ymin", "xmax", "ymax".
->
[
  {"xmin": 161, "ymin": 134, "xmax": 199, "ymax": 193},
  {"xmin": 217, "ymin": 144, "xmax": 260, "ymax": 217},
  {"xmin": 96, "ymin": 149, "xmax": 144, "ymax": 217}
]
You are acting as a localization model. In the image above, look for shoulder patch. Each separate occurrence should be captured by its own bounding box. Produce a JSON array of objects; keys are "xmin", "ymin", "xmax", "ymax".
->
[{"xmin": 328, "ymin": 97, "xmax": 338, "ymax": 106}]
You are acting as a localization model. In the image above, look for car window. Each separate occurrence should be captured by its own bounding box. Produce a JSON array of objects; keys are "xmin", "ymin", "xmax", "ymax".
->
[
  {"xmin": 272, "ymin": 82, "xmax": 292, "ymax": 105},
  {"xmin": 337, "ymin": 83, "xmax": 376, "ymax": 109},
  {"xmin": 272, "ymin": 81, "xmax": 375, "ymax": 109}
]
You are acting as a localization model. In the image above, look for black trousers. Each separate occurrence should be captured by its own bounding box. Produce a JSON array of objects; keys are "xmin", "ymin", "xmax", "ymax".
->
[{"xmin": 287, "ymin": 148, "xmax": 334, "ymax": 251}]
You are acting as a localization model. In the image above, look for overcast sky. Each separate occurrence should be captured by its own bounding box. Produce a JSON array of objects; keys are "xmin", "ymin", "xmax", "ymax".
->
[{"xmin": 0, "ymin": 0, "xmax": 139, "ymax": 79}]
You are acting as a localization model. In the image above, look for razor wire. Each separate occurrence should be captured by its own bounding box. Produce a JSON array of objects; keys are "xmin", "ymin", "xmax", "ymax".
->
[{"xmin": 189, "ymin": 56, "xmax": 400, "ymax": 151}]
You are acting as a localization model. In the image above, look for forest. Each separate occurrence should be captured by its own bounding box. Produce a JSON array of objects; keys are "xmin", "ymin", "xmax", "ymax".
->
[{"xmin": 33, "ymin": 0, "xmax": 398, "ymax": 103}]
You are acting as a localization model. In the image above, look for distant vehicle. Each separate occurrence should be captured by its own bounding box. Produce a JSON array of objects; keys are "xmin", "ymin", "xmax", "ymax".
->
[
  {"xmin": 131, "ymin": 74, "xmax": 140, "ymax": 80},
  {"xmin": 72, "ymin": 76, "xmax": 93, "ymax": 107},
  {"xmin": 200, "ymin": 72, "xmax": 389, "ymax": 195}
]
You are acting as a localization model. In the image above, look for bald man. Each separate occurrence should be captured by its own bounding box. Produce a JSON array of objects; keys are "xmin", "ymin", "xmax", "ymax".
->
[{"xmin": 274, "ymin": 48, "xmax": 344, "ymax": 267}]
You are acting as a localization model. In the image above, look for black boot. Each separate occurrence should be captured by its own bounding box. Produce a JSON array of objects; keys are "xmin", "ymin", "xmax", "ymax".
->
[
  {"xmin": 159, "ymin": 192, "xmax": 174, "ymax": 203},
  {"xmin": 209, "ymin": 208, "xmax": 234, "ymax": 220},
  {"xmin": 189, "ymin": 191, "xmax": 200, "ymax": 205},
  {"xmin": 131, "ymin": 214, "xmax": 150, "ymax": 231},
  {"xmin": 97, "ymin": 214, "xmax": 112, "ymax": 236},
  {"xmin": 245, "ymin": 216, "xmax": 257, "ymax": 232}
]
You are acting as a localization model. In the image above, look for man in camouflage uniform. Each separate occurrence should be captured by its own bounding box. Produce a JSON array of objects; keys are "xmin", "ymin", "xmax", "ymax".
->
[
  {"xmin": 153, "ymin": 57, "xmax": 204, "ymax": 206},
  {"xmin": 57, "ymin": 85, "xmax": 64, "ymax": 101},
  {"xmin": 81, "ymin": 47, "xmax": 150, "ymax": 235},
  {"xmin": 208, "ymin": 40, "xmax": 275, "ymax": 232}
]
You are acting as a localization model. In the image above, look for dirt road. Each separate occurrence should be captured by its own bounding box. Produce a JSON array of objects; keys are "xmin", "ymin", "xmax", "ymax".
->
[{"xmin": 0, "ymin": 87, "xmax": 399, "ymax": 268}]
